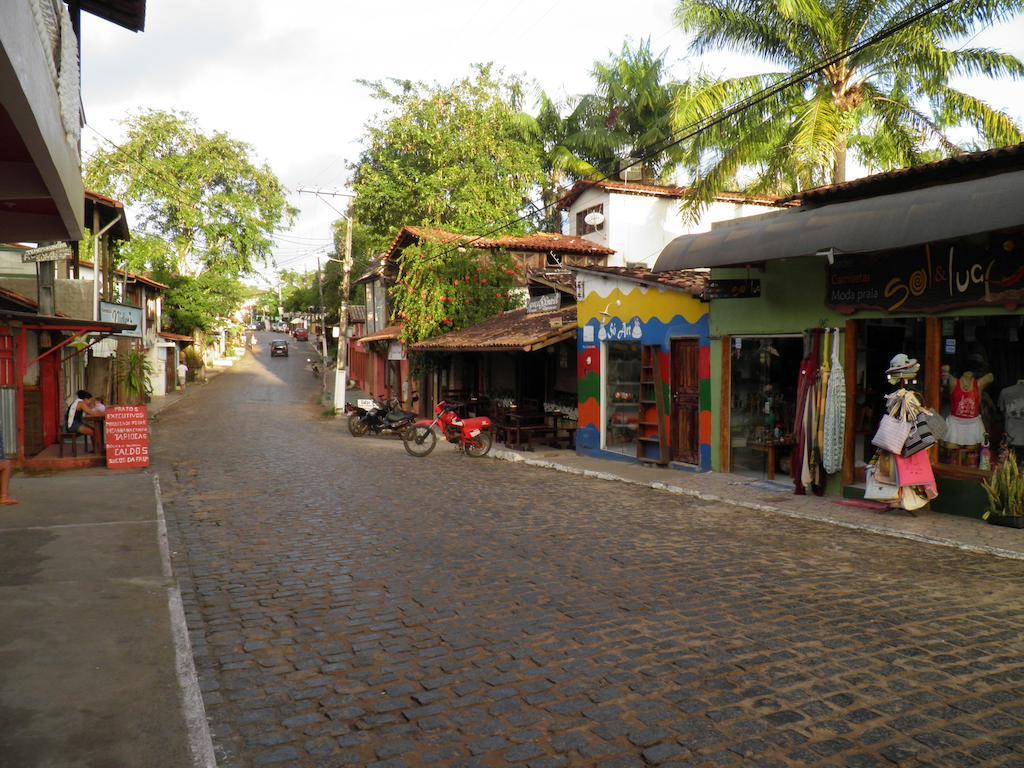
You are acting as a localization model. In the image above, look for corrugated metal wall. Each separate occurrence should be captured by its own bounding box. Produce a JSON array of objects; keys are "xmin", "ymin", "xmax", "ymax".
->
[{"xmin": 0, "ymin": 389, "xmax": 15, "ymax": 457}]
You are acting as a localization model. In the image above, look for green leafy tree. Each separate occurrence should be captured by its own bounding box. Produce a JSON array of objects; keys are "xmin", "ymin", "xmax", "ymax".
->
[
  {"xmin": 85, "ymin": 109, "xmax": 295, "ymax": 275},
  {"xmin": 352, "ymin": 65, "xmax": 544, "ymax": 253},
  {"xmin": 672, "ymin": 0, "xmax": 1024, "ymax": 212},
  {"xmin": 163, "ymin": 269, "xmax": 248, "ymax": 335},
  {"xmin": 519, "ymin": 92, "xmax": 601, "ymax": 230},
  {"xmin": 392, "ymin": 242, "xmax": 522, "ymax": 344},
  {"xmin": 520, "ymin": 41, "xmax": 682, "ymax": 228},
  {"xmin": 570, "ymin": 39, "xmax": 683, "ymax": 182}
]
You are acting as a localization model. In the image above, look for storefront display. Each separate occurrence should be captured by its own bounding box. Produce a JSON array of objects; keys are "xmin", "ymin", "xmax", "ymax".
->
[
  {"xmin": 729, "ymin": 336, "xmax": 802, "ymax": 477},
  {"xmin": 866, "ymin": 361, "xmax": 940, "ymax": 513},
  {"xmin": 604, "ymin": 341, "xmax": 641, "ymax": 455}
]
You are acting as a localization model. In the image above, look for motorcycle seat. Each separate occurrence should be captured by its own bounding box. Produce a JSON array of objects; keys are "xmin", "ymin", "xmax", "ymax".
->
[{"xmin": 386, "ymin": 411, "xmax": 416, "ymax": 422}]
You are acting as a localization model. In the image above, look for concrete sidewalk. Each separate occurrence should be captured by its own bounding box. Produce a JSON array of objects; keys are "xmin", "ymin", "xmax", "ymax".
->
[
  {"xmin": 0, "ymin": 473, "xmax": 212, "ymax": 767},
  {"xmin": 492, "ymin": 446, "xmax": 1024, "ymax": 561}
]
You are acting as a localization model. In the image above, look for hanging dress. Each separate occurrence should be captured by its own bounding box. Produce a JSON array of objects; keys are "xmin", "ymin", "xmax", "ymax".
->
[
  {"xmin": 822, "ymin": 328, "xmax": 846, "ymax": 475},
  {"xmin": 793, "ymin": 330, "xmax": 820, "ymax": 495}
]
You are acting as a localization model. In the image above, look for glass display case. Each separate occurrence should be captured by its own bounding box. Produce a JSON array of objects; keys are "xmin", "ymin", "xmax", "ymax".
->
[{"xmin": 605, "ymin": 341, "xmax": 642, "ymax": 455}]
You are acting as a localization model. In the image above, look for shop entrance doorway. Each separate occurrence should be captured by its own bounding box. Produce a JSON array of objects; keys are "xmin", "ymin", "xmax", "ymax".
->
[
  {"xmin": 670, "ymin": 338, "xmax": 699, "ymax": 465},
  {"xmin": 729, "ymin": 335, "xmax": 804, "ymax": 477}
]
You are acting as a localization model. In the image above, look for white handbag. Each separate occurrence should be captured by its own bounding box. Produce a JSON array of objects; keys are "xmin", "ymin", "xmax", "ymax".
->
[
  {"xmin": 871, "ymin": 414, "xmax": 912, "ymax": 454},
  {"xmin": 864, "ymin": 464, "xmax": 900, "ymax": 502}
]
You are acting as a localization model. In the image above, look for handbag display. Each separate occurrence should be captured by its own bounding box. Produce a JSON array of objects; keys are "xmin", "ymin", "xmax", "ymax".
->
[
  {"xmin": 864, "ymin": 464, "xmax": 900, "ymax": 502},
  {"xmin": 900, "ymin": 484, "xmax": 930, "ymax": 511},
  {"xmin": 923, "ymin": 410, "xmax": 947, "ymax": 442},
  {"xmin": 871, "ymin": 414, "xmax": 912, "ymax": 454},
  {"xmin": 902, "ymin": 412, "xmax": 937, "ymax": 456},
  {"xmin": 894, "ymin": 450, "xmax": 936, "ymax": 488}
]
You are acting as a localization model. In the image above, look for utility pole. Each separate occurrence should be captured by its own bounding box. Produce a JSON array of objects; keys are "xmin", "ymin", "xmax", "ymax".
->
[
  {"xmin": 338, "ymin": 217, "xmax": 353, "ymax": 412},
  {"xmin": 297, "ymin": 187, "xmax": 355, "ymax": 414},
  {"xmin": 316, "ymin": 258, "xmax": 328, "ymax": 392}
]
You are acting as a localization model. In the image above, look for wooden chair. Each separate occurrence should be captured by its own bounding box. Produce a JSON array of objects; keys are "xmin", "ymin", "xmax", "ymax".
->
[{"xmin": 59, "ymin": 431, "xmax": 91, "ymax": 457}]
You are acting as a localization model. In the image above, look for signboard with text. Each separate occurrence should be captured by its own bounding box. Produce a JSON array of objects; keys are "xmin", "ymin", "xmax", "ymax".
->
[
  {"xmin": 826, "ymin": 243, "xmax": 1024, "ymax": 313},
  {"xmin": 527, "ymin": 292, "xmax": 561, "ymax": 314},
  {"xmin": 99, "ymin": 301, "xmax": 142, "ymax": 337},
  {"xmin": 22, "ymin": 243, "xmax": 72, "ymax": 263},
  {"xmin": 705, "ymin": 279, "xmax": 761, "ymax": 300},
  {"xmin": 105, "ymin": 406, "xmax": 150, "ymax": 469}
]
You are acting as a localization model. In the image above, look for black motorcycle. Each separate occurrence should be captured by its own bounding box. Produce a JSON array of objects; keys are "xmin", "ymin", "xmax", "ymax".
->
[{"xmin": 346, "ymin": 398, "xmax": 417, "ymax": 439}]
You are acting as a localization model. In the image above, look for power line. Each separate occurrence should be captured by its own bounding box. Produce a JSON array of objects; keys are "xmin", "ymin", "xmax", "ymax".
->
[{"xmin": 425, "ymin": 0, "xmax": 958, "ymax": 260}]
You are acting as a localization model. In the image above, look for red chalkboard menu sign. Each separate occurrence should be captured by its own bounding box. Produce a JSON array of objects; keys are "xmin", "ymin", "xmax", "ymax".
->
[{"xmin": 105, "ymin": 405, "xmax": 150, "ymax": 469}]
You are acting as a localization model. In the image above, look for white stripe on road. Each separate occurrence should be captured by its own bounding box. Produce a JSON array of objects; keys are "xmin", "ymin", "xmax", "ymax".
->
[{"xmin": 154, "ymin": 476, "xmax": 218, "ymax": 768}]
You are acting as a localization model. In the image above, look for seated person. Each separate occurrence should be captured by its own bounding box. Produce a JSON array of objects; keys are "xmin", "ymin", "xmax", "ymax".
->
[{"xmin": 65, "ymin": 390, "xmax": 104, "ymax": 443}]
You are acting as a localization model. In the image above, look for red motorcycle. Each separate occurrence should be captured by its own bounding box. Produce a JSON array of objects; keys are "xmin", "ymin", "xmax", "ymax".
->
[{"xmin": 402, "ymin": 401, "xmax": 492, "ymax": 458}]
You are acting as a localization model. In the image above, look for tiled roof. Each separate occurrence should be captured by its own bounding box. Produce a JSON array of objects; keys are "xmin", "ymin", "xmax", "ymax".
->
[
  {"xmin": 780, "ymin": 141, "xmax": 1024, "ymax": 205},
  {"xmin": 77, "ymin": 258, "xmax": 168, "ymax": 290},
  {"xmin": 347, "ymin": 305, "xmax": 367, "ymax": 323},
  {"xmin": 570, "ymin": 264, "xmax": 707, "ymax": 297},
  {"xmin": 0, "ymin": 286, "xmax": 38, "ymax": 310},
  {"xmin": 413, "ymin": 306, "xmax": 577, "ymax": 353},
  {"xmin": 158, "ymin": 331, "xmax": 193, "ymax": 342},
  {"xmin": 357, "ymin": 323, "xmax": 403, "ymax": 343},
  {"xmin": 384, "ymin": 226, "xmax": 615, "ymax": 262},
  {"xmin": 353, "ymin": 255, "xmax": 397, "ymax": 285},
  {"xmin": 554, "ymin": 180, "xmax": 782, "ymax": 210},
  {"xmin": 526, "ymin": 268, "xmax": 576, "ymax": 295}
]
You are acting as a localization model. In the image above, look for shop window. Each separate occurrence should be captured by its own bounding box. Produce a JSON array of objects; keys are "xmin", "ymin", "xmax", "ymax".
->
[
  {"xmin": 854, "ymin": 319, "xmax": 928, "ymax": 465},
  {"xmin": 729, "ymin": 336, "xmax": 804, "ymax": 476},
  {"xmin": 938, "ymin": 315, "xmax": 1024, "ymax": 468},
  {"xmin": 604, "ymin": 341, "xmax": 641, "ymax": 455},
  {"xmin": 576, "ymin": 204, "xmax": 604, "ymax": 235}
]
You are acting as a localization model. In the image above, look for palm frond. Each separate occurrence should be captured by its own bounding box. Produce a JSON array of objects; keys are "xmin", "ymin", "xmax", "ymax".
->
[{"xmin": 929, "ymin": 85, "xmax": 1024, "ymax": 146}]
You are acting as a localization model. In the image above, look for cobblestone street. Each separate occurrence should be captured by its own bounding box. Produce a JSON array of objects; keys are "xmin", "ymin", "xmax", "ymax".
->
[{"xmin": 155, "ymin": 338, "xmax": 1024, "ymax": 768}]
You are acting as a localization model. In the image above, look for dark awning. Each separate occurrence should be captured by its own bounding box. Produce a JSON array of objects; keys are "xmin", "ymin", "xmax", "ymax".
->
[
  {"xmin": 0, "ymin": 309, "xmax": 135, "ymax": 333},
  {"xmin": 654, "ymin": 169, "xmax": 1024, "ymax": 271}
]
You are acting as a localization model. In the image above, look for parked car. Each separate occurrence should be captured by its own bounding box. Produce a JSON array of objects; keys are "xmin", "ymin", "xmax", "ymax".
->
[
  {"xmin": 293, "ymin": 327, "xmax": 309, "ymax": 341},
  {"xmin": 270, "ymin": 339, "xmax": 289, "ymax": 357},
  {"xmin": 272, "ymin": 322, "xmax": 288, "ymax": 333}
]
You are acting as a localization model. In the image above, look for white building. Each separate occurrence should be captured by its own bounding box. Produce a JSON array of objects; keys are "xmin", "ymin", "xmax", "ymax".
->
[{"xmin": 555, "ymin": 180, "xmax": 781, "ymax": 268}]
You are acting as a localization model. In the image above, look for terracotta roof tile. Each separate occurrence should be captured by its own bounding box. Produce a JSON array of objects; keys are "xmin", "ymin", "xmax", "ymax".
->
[
  {"xmin": 554, "ymin": 180, "xmax": 782, "ymax": 210},
  {"xmin": 357, "ymin": 323, "xmax": 403, "ymax": 343},
  {"xmin": 413, "ymin": 306, "xmax": 577, "ymax": 353},
  {"xmin": 780, "ymin": 141, "xmax": 1024, "ymax": 205},
  {"xmin": 570, "ymin": 264, "xmax": 707, "ymax": 297},
  {"xmin": 384, "ymin": 226, "xmax": 614, "ymax": 262}
]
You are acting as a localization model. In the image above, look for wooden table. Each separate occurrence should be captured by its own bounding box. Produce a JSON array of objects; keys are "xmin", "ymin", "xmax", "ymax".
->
[{"xmin": 746, "ymin": 436, "xmax": 795, "ymax": 480}]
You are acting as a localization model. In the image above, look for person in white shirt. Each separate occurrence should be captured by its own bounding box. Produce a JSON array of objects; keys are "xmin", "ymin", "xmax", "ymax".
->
[{"xmin": 177, "ymin": 361, "xmax": 188, "ymax": 392}]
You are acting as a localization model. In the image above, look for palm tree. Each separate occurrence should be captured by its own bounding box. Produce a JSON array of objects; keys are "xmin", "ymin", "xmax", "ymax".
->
[
  {"xmin": 573, "ymin": 38, "xmax": 683, "ymax": 182},
  {"xmin": 518, "ymin": 92, "xmax": 602, "ymax": 231},
  {"xmin": 672, "ymin": 0, "xmax": 1024, "ymax": 211}
]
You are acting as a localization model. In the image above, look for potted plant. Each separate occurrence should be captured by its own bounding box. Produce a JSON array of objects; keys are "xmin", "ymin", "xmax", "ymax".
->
[
  {"xmin": 982, "ymin": 453, "xmax": 1024, "ymax": 528},
  {"xmin": 118, "ymin": 347, "xmax": 155, "ymax": 405}
]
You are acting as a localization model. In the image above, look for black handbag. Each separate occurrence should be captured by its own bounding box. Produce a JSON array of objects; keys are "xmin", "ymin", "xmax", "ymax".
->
[{"xmin": 902, "ymin": 412, "xmax": 936, "ymax": 457}]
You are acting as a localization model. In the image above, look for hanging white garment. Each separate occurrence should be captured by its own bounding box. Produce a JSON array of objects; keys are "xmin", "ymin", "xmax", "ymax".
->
[{"xmin": 822, "ymin": 328, "xmax": 846, "ymax": 475}]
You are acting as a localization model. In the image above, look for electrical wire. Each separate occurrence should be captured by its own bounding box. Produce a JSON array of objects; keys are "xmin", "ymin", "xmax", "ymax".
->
[{"xmin": 424, "ymin": 0, "xmax": 958, "ymax": 260}]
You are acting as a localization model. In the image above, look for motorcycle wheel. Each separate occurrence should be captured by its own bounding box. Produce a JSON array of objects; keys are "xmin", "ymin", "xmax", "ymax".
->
[
  {"xmin": 465, "ymin": 430, "xmax": 493, "ymax": 458},
  {"xmin": 403, "ymin": 425, "xmax": 437, "ymax": 457},
  {"xmin": 348, "ymin": 413, "xmax": 369, "ymax": 437}
]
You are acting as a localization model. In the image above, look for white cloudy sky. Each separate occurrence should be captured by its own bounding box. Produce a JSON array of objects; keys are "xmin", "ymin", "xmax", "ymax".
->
[{"xmin": 79, "ymin": 0, "xmax": 1024, "ymax": 284}]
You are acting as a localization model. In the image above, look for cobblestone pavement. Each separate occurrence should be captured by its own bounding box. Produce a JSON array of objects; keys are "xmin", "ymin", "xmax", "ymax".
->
[{"xmin": 155, "ymin": 335, "xmax": 1024, "ymax": 768}]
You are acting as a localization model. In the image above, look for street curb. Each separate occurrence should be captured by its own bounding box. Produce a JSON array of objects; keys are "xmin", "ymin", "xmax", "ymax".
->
[
  {"xmin": 490, "ymin": 449, "xmax": 1024, "ymax": 562},
  {"xmin": 154, "ymin": 476, "xmax": 218, "ymax": 768}
]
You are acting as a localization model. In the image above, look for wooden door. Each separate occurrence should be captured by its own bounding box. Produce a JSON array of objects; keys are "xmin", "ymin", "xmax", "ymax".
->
[{"xmin": 671, "ymin": 338, "xmax": 700, "ymax": 465}]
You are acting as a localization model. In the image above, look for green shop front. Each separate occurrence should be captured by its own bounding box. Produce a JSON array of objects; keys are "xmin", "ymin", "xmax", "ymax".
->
[{"xmin": 654, "ymin": 148, "xmax": 1024, "ymax": 517}]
